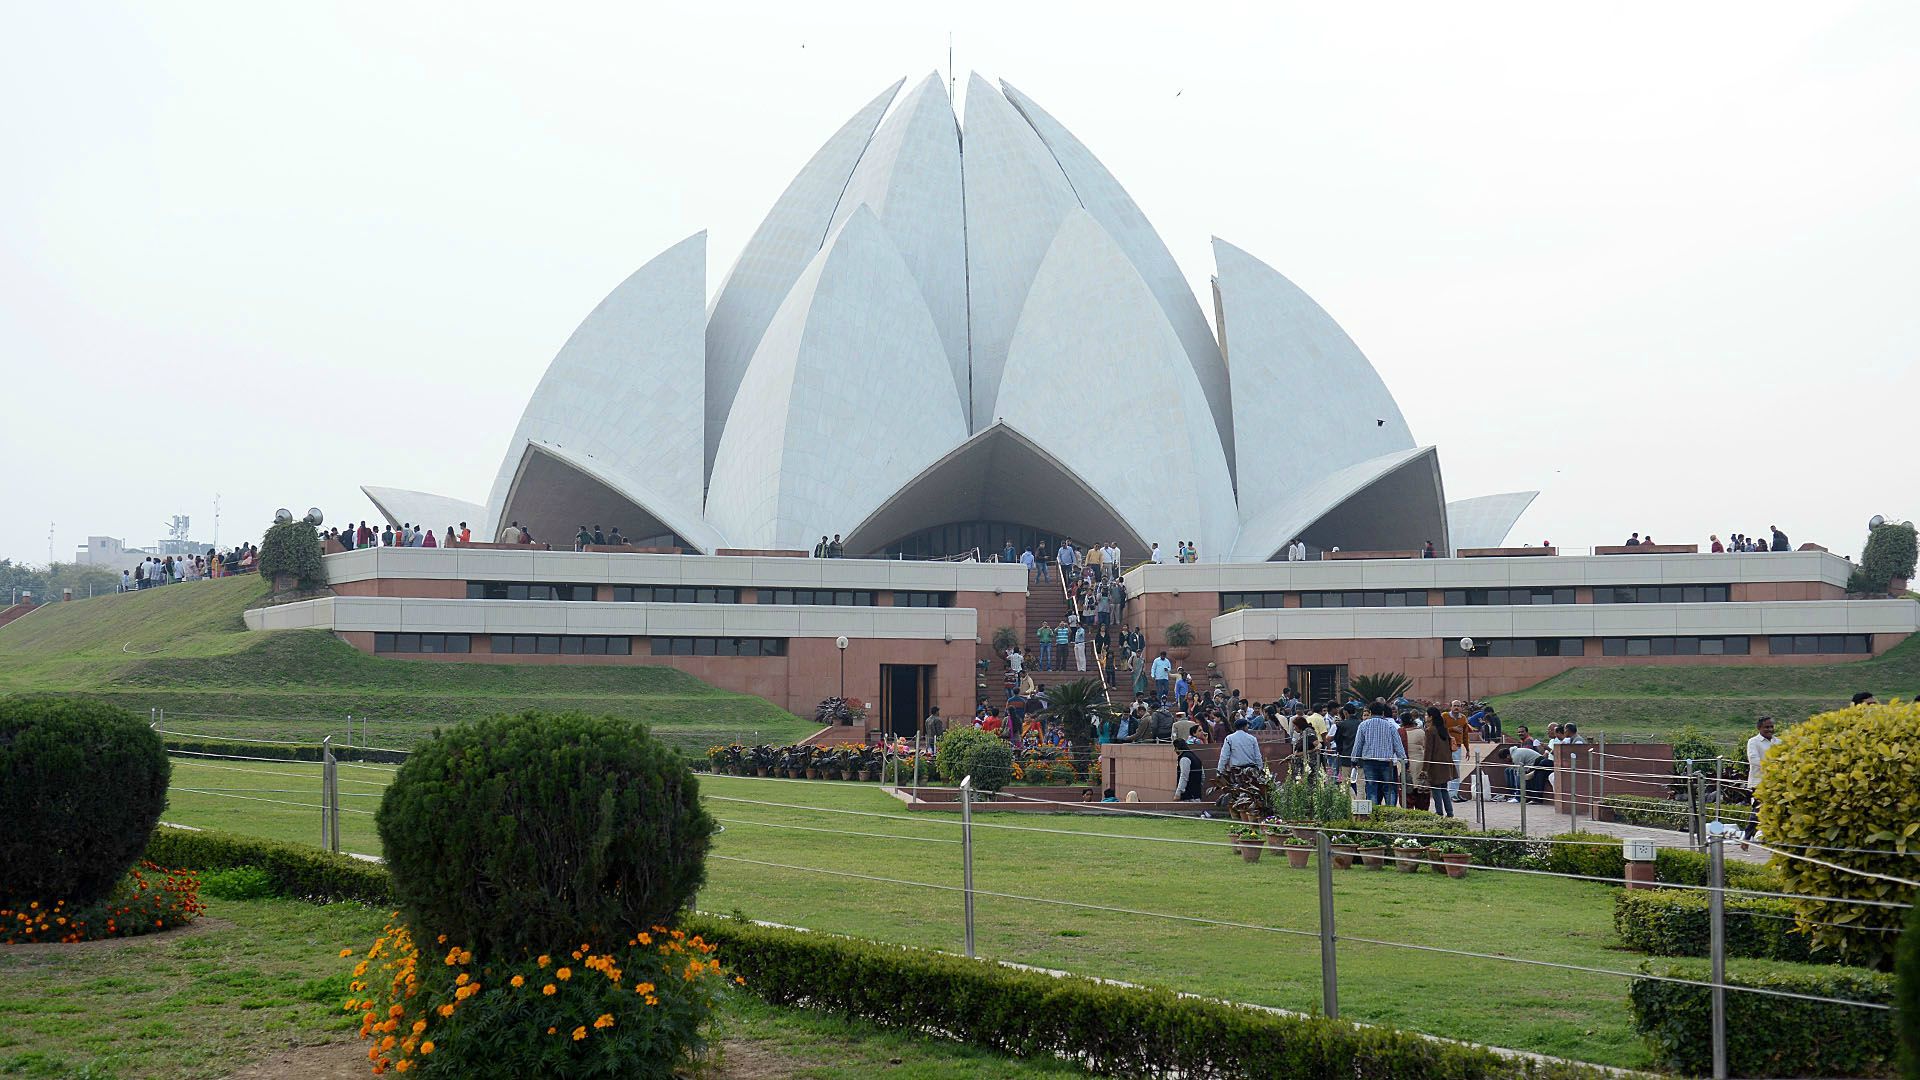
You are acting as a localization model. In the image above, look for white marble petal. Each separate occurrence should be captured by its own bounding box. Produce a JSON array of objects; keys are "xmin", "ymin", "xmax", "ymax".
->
[
  {"xmin": 959, "ymin": 73, "xmax": 1081, "ymax": 430},
  {"xmin": 825, "ymin": 72, "xmax": 968, "ymax": 407},
  {"xmin": 995, "ymin": 210, "xmax": 1239, "ymax": 558},
  {"xmin": 705, "ymin": 207, "xmax": 969, "ymax": 550},
  {"xmin": 704, "ymin": 79, "xmax": 903, "ymax": 476},
  {"xmin": 482, "ymin": 231, "xmax": 706, "ymax": 539},
  {"xmin": 496, "ymin": 440, "xmax": 728, "ymax": 554},
  {"xmin": 1447, "ymin": 491, "xmax": 1540, "ymax": 553},
  {"xmin": 360, "ymin": 487, "xmax": 485, "ymax": 534},
  {"xmin": 1000, "ymin": 79, "xmax": 1233, "ymax": 474},
  {"xmin": 1213, "ymin": 237, "xmax": 1416, "ymax": 520},
  {"xmin": 1231, "ymin": 446, "xmax": 1447, "ymax": 560}
]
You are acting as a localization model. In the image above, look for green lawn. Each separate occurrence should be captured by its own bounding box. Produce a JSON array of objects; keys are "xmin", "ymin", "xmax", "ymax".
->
[
  {"xmin": 1496, "ymin": 633, "xmax": 1920, "ymax": 749},
  {"xmin": 0, "ymin": 897, "xmax": 1085, "ymax": 1079},
  {"xmin": 155, "ymin": 764, "xmax": 1868, "ymax": 1070},
  {"xmin": 0, "ymin": 576, "xmax": 814, "ymax": 755}
]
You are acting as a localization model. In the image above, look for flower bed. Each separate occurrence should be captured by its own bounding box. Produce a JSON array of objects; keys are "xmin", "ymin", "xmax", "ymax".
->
[
  {"xmin": 702, "ymin": 743, "xmax": 1099, "ymax": 787},
  {"xmin": 1, "ymin": 862, "xmax": 205, "ymax": 944}
]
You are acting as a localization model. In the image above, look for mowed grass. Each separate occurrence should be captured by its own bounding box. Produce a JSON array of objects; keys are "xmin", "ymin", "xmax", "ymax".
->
[
  {"xmin": 0, "ymin": 576, "xmax": 814, "ymax": 755},
  {"xmin": 0, "ymin": 897, "xmax": 1086, "ymax": 1080},
  {"xmin": 1496, "ymin": 633, "xmax": 1920, "ymax": 747},
  {"xmin": 158, "ymin": 762, "xmax": 1862, "ymax": 1070}
]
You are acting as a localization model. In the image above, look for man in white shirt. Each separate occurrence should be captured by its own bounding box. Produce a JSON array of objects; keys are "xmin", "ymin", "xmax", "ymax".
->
[
  {"xmin": 1149, "ymin": 543, "xmax": 1165, "ymax": 564},
  {"xmin": 1007, "ymin": 647, "xmax": 1024, "ymax": 676},
  {"xmin": 1149, "ymin": 651, "xmax": 1173, "ymax": 703},
  {"xmin": 1742, "ymin": 716, "xmax": 1779, "ymax": 847}
]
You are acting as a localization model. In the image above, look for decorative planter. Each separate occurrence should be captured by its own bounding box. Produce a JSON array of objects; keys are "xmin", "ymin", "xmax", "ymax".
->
[
  {"xmin": 1330, "ymin": 844, "xmax": 1356, "ymax": 870},
  {"xmin": 754, "ymin": 767, "xmax": 767, "ymax": 777},
  {"xmin": 1438, "ymin": 852, "xmax": 1471, "ymax": 879},
  {"xmin": 1235, "ymin": 841, "xmax": 1262, "ymax": 863},
  {"xmin": 1169, "ymin": 646, "xmax": 1190, "ymax": 663},
  {"xmin": 1393, "ymin": 846, "xmax": 1427, "ymax": 872},
  {"xmin": 806, "ymin": 768, "xmax": 820, "ymax": 779},
  {"xmin": 1357, "ymin": 846, "xmax": 1387, "ymax": 870},
  {"xmin": 1283, "ymin": 845, "xmax": 1312, "ymax": 869}
]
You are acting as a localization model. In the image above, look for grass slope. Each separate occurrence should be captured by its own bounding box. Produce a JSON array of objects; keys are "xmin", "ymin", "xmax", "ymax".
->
[
  {"xmin": 1497, "ymin": 633, "xmax": 1920, "ymax": 744},
  {"xmin": 0, "ymin": 577, "xmax": 812, "ymax": 753}
]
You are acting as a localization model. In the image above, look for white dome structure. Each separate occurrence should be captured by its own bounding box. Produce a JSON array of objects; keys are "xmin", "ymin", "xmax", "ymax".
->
[{"xmin": 367, "ymin": 74, "xmax": 1535, "ymax": 558}]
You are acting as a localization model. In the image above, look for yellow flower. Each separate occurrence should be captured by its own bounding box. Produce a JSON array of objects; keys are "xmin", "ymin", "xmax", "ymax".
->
[
  {"xmin": 555, "ymin": 967, "xmax": 571, "ymax": 981},
  {"xmin": 542, "ymin": 984, "xmax": 557, "ymax": 996},
  {"xmin": 635, "ymin": 982, "xmax": 655, "ymax": 995},
  {"xmin": 340, "ymin": 948, "xmax": 354, "ymax": 958},
  {"xmin": 571, "ymin": 1026, "xmax": 588, "ymax": 1041},
  {"xmin": 593, "ymin": 1013, "xmax": 615, "ymax": 1029},
  {"xmin": 510, "ymin": 975, "xmax": 525, "ymax": 988}
]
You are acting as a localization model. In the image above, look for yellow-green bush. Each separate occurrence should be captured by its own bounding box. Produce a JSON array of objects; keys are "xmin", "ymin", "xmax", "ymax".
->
[{"xmin": 1756, "ymin": 699, "xmax": 1918, "ymax": 969}]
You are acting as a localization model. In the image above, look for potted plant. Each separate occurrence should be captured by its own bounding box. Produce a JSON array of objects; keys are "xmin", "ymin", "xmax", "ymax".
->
[
  {"xmin": 1391, "ymin": 836, "xmax": 1427, "ymax": 872},
  {"xmin": 1328, "ymin": 833, "xmax": 1358, "ymax": 870},
  {"xmin": 1227, "ymin": 823, "xmax": 1263, "ymax": 863},
  {"xmin": 1260, "ymin": 816, "xmax": 1290, "ymax": 851},
  {"xmin": 992, "ymin": 625, "xmax": 1020, "ymax": 663},
  {"xmin": 1431, "ymin": 840, "xmax": 1471, "ymax": 878},
  {"xmin": 1281, "ymin": 833, "xmax": 1314, "ymax": 869},
  {"xmin": 1355, "ymin": 838, "xmax": 1388, "ymax": 870},
  {"xmin": 1164, "ymin": 621, "xmax": 1194, "ymax": 662}
]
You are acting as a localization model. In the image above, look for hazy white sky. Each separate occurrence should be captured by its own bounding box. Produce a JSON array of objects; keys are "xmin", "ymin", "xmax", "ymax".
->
[{"xmin": 4, "ymin": 2, "xmax": 1915, "ymax": 564}]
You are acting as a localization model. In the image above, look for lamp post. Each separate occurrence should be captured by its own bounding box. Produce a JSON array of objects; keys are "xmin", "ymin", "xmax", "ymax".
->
[
  {"xmin": 836, "ymin": 635, "xmax": 849, "ymax": 701},
  {"xmin": 1459, "ymin": 636, "xmax": 1476, "ymax": 703}
]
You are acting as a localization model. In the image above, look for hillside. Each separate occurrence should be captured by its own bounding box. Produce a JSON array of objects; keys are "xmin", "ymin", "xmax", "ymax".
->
[
  {"xmin": 0, "ymin": 576, "xmax": 812, "ymax": 753},
  {"xmin": 1496, "ymin": 633, "xmax": 1919, "ymax": 745}
]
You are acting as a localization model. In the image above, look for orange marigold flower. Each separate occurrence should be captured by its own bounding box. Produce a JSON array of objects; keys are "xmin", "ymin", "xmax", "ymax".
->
[
  {"xmin": 411, "ymin": 1020, "xmax": 426, "ymax": 1035},
  {"xmin": 455, "ymin": 973, "xmax": 470, "ymax": 986},
  {"xmin": 571, "ymin": 1026, "xmax": 588, "ymax": 1041},
  {"xmin": 420, "ymin": 1041, "xmax": 434, "ymax": 1055},
  {"xmin": 542, "ymin": 984, "xmax": 557, "ymax": 996},
  {"xmin": 547, "ymin": 1027, "xmax": 557, "ymax": 1035},
  {"xmin": 735, "ymin": 976, "xmax": 747, "ymax": 985},
  {"xmin": 340, "ymin": 948, "xmax": 354, "ymax": 957},
  {"xmin": 436, "ymin": 1004, "xmax": 455, "ymax": 1018},
  {"xmin": 536, "ymin": 954, "xmax": 551, "ymax": 967},
  {"xmin": 510, "ymin": 975, "xmax": 525, "ymax": 988},
  {"xmin": 388, "ymin": 1004, "xmax": 405, "ymax": 1019},
  {"xmin": 593, "ymin": 1013, "xmax": 615, "ymax": 1029},
  {"xmin": 635, "ymin": 982, "xmax": 655, "ymax": 994},
  {"xmin": 555, "ymin": 967, "xmax": 571, "ymax": 981},
  {"xmin": 394, "ymin": 1062, "xmax": 410, "ymax": 1074}
]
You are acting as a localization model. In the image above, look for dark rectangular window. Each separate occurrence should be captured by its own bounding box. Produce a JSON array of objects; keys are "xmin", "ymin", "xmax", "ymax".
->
[
  {"xmin": 1441, "ymin": 588, "xmax": 1574, "ymax": 606},
  {"xmin": 468, "ymin": 581, "xmax": 600, "ymax": 602},
  {"xmin": 376, "ymin": 632, "xmax": 470, "ymax": 654},
  {"xmin": 1769, "ymin": 634, "xmax": 1869, "ymax": 655},
  {"xmin": 1299, "ymin": 590, "xmax": 1424, "ymax": 608},
  {"xmin": 756, "ymin": 589, "xmax": 874, "ymax": 606},
  {"xmin": 490, "ymin": 634, "xmax": 631, "ymax": 655},
  {"xmin": 897, "ymin": 591, "xmax": 954, "ymax": 608},
  {"xmin": 609, "ymin": 585, "xmax": 738, "ymax": 604},
  {"xmin": 1594, "ymin": 584, "xmax": 1734, "ymax": 605},
  {"xmin": 648, "ymin": 637, "xmax": 787, "ymax": 657}
]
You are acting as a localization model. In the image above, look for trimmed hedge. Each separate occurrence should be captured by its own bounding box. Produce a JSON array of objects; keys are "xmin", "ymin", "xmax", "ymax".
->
[
  {"xmin": 1628, "ymin": 960, "xmax": 1894, "ymax": 1076},
  {"xmin": 143, "ymin": 826, "xmax": 392, "ymax": 905},
  {"xmin": 1613, "ymin": 888, "xmax": 1814, "ymax": 963},
  {"xmin": 163, "ymin": 738, "xmax": 408, "ymax": 764},
  {"xmin": 1653, "ymin": 848, "xmax": 1781, "ymax": 892},
  {"xmin": 1543, "ymin": 832, "xmax": 1625, "ymax": 881},
  {"xmin": 1605, "ymin": 794, "xmax": 1752, "ymax": 832},
  {"xmin": 1897, "ymin": 899, "xmax": 1919, "ymax": 1078},
  {"xmin": 688, "ymin": 915, "xmax": 1607, "ymax": 1079}
]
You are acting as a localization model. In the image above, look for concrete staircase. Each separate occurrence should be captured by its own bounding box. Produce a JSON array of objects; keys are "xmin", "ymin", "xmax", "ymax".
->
[{"xmin": 1024, "ymin": 575, "xmax": 1074, "ymax": 679}]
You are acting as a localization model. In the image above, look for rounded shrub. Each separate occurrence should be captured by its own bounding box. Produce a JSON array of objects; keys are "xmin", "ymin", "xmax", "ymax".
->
[
  {"xmin": 1758, "ymin": 700, "xmax": 1919, "ymax": 969},
  {"xmin": 934, "ymin": 727, "xmax": 1014, "ymax": 794},
  {"xmin": 0, "ymin": 695, "xmax": 168, "ymax": 908},
  {"xmin": 376, "ymin": 711, "xmax": 713, "ymax": 961}
]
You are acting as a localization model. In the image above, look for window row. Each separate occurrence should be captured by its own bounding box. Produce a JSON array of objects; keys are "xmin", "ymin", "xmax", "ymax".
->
[
  {"xmin": 612, "ymin": 585, "xmax": 740, "ymax": 604},
  {"xmin": 467, "ymin": 582, "xmax": 596, "ymax": 602},
  {"xmin": 1442, "ymin": 588, "xmax": 1576, "ymax": 606},
  {"xmin": 757, "ymin": 589, "xmax": 877, "ymax": 607},
  {"xmin": 492, "ymin": 635, "xmax": 633, "ymax": 655},
  {"xmin": 1767, "ymin": 634, "xmax": 1872, "ymax": 655},
  {"xmin": 1299, "ymin": 590, "xmax": 1430, "ymax": 608},
  {"xmin": 374, "ymin": 633, "xmax": 471, "ymax": 654},
  {"xmin": 648, "ymin": 637, "xmax": 789, "ymax": 657},
  {"xmin": 1601, "ymin": 636, "xmax": 1751, "ymax": 656},
  {"xmin": 1592, "ymin": 584, "xmax": 1731, "ymax": 605},
  {"xmin": 1443, "ymin": 637, "xmax": 1587, "ymax": 658},
  {"xmin": 1220, "ymin": 591, "xmax": 1287, "ymax": 611},
  {"xmin": 895, "ymin": 591, "xmax": 954, "ymax": 608}
]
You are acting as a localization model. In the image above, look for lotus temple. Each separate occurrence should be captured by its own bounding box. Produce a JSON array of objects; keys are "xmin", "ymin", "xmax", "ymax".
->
[{"xmin": 244, "ymin": 74, "xmax": 1919, "ymax": 728}]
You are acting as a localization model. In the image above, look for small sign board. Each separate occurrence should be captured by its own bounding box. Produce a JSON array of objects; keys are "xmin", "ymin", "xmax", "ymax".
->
[
  {"xmin": 1350, "ymin": 797, "xmax": 1374, "ymax": 817},
  {"xmin": 1623, "ymin": 837, "xmax": 1656, "ymax": 863}
]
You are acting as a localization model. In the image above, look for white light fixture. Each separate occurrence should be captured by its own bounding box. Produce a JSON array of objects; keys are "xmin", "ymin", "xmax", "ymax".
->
[
  {"xmin": 1459, "ymin": 636, "xmax": 1475, "ymax": 652},
  {"xmin": 835, "ymin": 635, "xmax": 849, "ymax": 650}
]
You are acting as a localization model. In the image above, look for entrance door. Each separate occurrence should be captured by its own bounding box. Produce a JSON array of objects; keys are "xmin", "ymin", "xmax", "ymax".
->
[
  {"xmin": 879, "ymin": 664, "xmax": 933, "ymax": 738},
  {"xmin": 1288, "ymin": 664, "xmax": 1349, "ymax": 707}
]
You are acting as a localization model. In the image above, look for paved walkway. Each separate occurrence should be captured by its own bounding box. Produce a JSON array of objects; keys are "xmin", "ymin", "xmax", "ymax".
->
[{"xmin": 1447, "ymin": 793, "xmax": 1766, "ymax": 863}]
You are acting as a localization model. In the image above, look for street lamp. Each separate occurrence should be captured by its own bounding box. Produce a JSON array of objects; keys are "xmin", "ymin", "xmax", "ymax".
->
[
  {"xmin": 1459, "ymin": 636, "xmax": 1477, "ymax": 703},
  {"xmin": 836, "ymin": 635, "xmax": 849, "ymax": 702}
]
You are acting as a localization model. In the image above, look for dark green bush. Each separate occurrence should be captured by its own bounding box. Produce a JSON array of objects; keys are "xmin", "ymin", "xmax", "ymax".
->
[
  {"xmin": 1653, "ymin": 848, "xmax": 1781, "ymax": 893},
  {"xmin": 198, "ymin": 866, "xmax": 277, "ymax": 901},
  {"xmin": 934, "ymin": 727, "xmax": 1014, "ymax": 794},
  {"xmin": 376, "ymin": 711, "xmax": 712, "ymax": 961},
  {"xmin": 0, "ymin": 695, "xmax": 169, "ymax": 907},
  {"xmin": 1613, "ymin": 888, "xmax": 1814, "ymax": 963},
  {"xmin": 1605, "ymin": 793, "xmax": 1752, "ymax": 832},
  {"xmin": 144, "ymin": 826, "xmax": 392, "ymax": 904},
  {"xmin": 1544, "ymin": 832, "xmax": 1625, "ymax": 881},
  {"xmin": 690, "ymin": 915, "xmax": 1607, "ymax": 1079},
  {"xmin": 258, "ymin": 519, "xmax": 326, "ymax": 591},
  {"xmin": 1897, "ymin": 899, "xmax": 1919, "ymax": 1079},
  {"xmin": 1628, "ymin": 961, "xmax": 1894, "ymax": 1076}
]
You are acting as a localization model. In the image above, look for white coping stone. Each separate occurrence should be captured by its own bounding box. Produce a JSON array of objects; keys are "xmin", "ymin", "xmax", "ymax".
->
[
  {"xmin": 245, "ymin": 596, "xmax": 979, "ymax": 641},
  {"xmin": 320, "ymin": 547, "xmax": 1025, "ymax": 594},
  {"xmin": 1210, "ymin": 598, "xmax": 1920, "ymax": 645},
  {"xmin": 1124, "ymin": 551, "xmax": 1859, "ymax": 595}
]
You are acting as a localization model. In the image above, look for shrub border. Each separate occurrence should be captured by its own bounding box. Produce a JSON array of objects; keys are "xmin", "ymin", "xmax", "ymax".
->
[
  {"xmin": 163, "ymin": 739, "xmax": 407, "ymax": 764},
  {"xmin": 1627, "ymin": 960, "xmax": 1893, "ymax": 1076},
  {"xmin": 143, "ymin": 826, "xmax": 392, "ymax": 905}
]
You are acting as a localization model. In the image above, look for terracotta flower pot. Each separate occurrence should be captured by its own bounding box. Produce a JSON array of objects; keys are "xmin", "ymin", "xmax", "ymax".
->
[
  {"xmin": 1284, "ymin": 846, "xmax": 1312, "ymax": 869},
  {"xmin": 1235, "ymin": 841, "xmax": 1262, "ymax": 863},
  {"xmin": 1330, "ymin": 844, "xmax": 1356, "ymax": 870},
  {"xmin": 1168, "ymin": 646, "xmax": 1190, "ymax": 663},
  {"xmin": 1357, "ymin": 846, "xmax": 1387, "ymax": 869},
  {"xmin": 1393, "ymin": 846, "xmax": 1427, "ymax": 872},
  {"xmin": 1439, "ymin": 852, "xmax": 1471, "ymax": 879}
]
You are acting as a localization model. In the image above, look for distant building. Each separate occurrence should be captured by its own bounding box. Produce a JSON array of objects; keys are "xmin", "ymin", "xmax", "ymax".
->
[{"xmin": 75, "ymin": 536, "xmax": 155, "ymax": 573}]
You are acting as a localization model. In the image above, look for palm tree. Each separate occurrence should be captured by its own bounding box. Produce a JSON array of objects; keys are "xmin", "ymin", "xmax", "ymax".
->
[
  {"xmin": 1349, "ymin": 671, "xmax": 1413, "ymax": 703},
  {"xmin": 1041, "ymin": 677, "xmax": 1117, "ymax": 779}
]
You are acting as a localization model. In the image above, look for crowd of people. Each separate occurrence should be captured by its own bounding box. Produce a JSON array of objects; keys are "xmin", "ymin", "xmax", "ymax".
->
[
  {"xmin": 1710, "ymin": 526, "xmax": 1792, "ymax": 552},
  {"xmin": 119, "ymin": 544, "xmax": 260, "ymax": 589},
  {"xmin": 322, "ymin": 521, "xmax": 474, "ymax": 550}
]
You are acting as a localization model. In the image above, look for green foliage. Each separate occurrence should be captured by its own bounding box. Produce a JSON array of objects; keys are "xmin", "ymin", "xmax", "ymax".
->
[
  {"xmin": 144, "ymin": 825, "xmax": 393, "ymax": 904},
  {"xmin": 1272, "ymin": 772, "xmax": 1351, "ymax": 823},
  {"xmin": 1349, "ymin": 671, "xmax": 1413, "ymax": 703},
  {"xmin": 1758, "ymin": 700, "xmax": 1918, "ymax": 968},
  {"xmin": 689, "ymin": 915, "xmax": 1608, "ymax": 1079},
  {"xmin": 257, "ymin": 519, "xmax": 326, "ymax": 592},
  {"xmin": 1612, "ymin": 889, "xmax": 1816, "ymax": 963},
  {"xmin": 1544, "ymin": 832, "xmax": 1626, "ymax": 881},
  {"xmin": 1039, "ymin": 677, "xmax": 1113, "ymax": 750},
  {"xmin": 935, "ymin": 727, "xmax": 1014, "ymax": 794},
  {"xmin": 197, "ymin": 865, "xmax": 277, "ymax": 901},
  {"xmin": 0, "ymin": 695, "xmax": 168, "ymax": 907},
  {"xmin": 1604, "ymin": 794, "xmax": 1753, "ymax": 832},
  {"xmin": 1651, "ymin": 848, "xmax": 1781, "ymax": 892},
  {"xmin": 1859, "ymin": 521, "xmax": 1919, "ymax": 594},
  {"xmin": 1628, "ymin": 961, "xmax": 1894, "ymax": 1076},
  {"xmin": 991, "ymin": 626, "xmax": 1020, "ymax": 654},
  {"xmin": 0, "ymin": 559, "xmax": 122, "ymax": 602},
  {"xmin": 377, "ymin": 711, "xmax": 713, "ymax": 962},
  {"xmin": 1, "ymin": 862, "xmax": 204, "ymax": 943},
  {"xmin": 1668, "ymin": 724, "xmax": 1726, "ymax": 770},
  {"xmin": 1896, "ymin": 899, "xmax": 1920, "ymax": 1079},
  {"xmin": 1164, "ymin": 620, "xmax": 1195, "ymax": 647}
]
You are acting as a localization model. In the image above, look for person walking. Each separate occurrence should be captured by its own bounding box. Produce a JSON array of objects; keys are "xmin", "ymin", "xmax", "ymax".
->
[
  {"xmin": 1352, "ymin": 703, "xmax": 1406, "ymax": 807},
  {"xmin": 1150, "ymin": 651, "xmax": 1172, "ymax": 703},
  {"xmin": 1072, "ymin": 624, "xmax": 1087, "ymax": 672},
  {"xmin": 1741, "ymin": 716, "xmax": 1779, "ymax": 849}
]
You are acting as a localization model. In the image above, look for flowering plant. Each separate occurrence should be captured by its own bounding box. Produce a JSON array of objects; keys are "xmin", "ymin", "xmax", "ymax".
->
[
  {"xmin": 345, "ymin": 915, "xmax": 734, "ymax": 1076},
  {"xmin": 1391, "ymin": 837, "xmax": 1425, "ymax": 851},
  {"xmin": 1225, "ymin": 823, "xmax": 1262, "ymax": 842},
  {"xmin": 1, "ymin": 862, "xmax": 204, "ymax": 944}
]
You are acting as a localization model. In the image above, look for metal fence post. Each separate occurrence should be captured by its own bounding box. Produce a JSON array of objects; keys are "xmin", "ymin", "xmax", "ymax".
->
[
  {"xmin": 912, "ymin": 733, "xmax": 922, "ymax": 795},
  {"xmin": 322, "ymin": 735, "xmax": 341, "ymax": 854},
  {"xmin": 345, "ymin": 713, "xmax": 353, "ymax": 750},
  {"xmin": 1569, "ymin": 751, "xmax": 1581, "ymax": 833},
  {"xmin": 1709, "ymin": 833, "xmax": 1728, "ymax": 1080},
  {"xmin": 960, "ymin": 775, "xmax": 976, "ymax": 959},
  {"xmin": 1316, "ymin": 829, "xmax": 1338, "ymax": 1018},
  {"xmin": 321, "ymin": 736, "xmax": 334, "ymax": 850}
]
